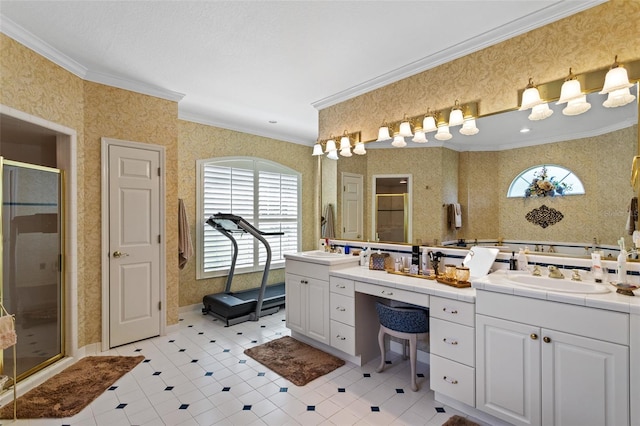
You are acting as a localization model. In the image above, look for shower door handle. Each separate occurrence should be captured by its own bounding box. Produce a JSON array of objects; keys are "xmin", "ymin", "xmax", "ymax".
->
[{"xmin": 113, "ymin": 251, "xmax": 129, "ymax": 258}]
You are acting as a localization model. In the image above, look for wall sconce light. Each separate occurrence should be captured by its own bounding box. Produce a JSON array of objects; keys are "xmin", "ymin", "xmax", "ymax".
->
[
  {"xmin": 422, "ymin": 112, "xmax": 438, "ymax": 133},
  {"xmin": 600, "ymin": 56, "xmax": 636, "ymax": 108},
  {"xmin": 353, "ymin": 141, "xmax": 366, "ymax": 155},
  {"xmin": 377, "ymin": 121, "xmax": 392, "ymax": 142},
  {"xmin": 519, "ymin": 78, "xmax": 544, "ymax": 110},
  {"xmin": 325, "ymin": 138, "xmax": 337, "ymax": 153},
  {"xmin": 312, "ymin": 142, "xmax": 324, "ymax": 156},
  {"xmin": 449, "ymin": 100, "xmax": 464, "ymax": 126},
  {"xmin": 339, "ymin": 131, "xmax": 352, "ymax": 157},
  {"xmin": 412, "ymin": 129, "xmax": 428, "ymax": 143},
  {"xmin": 460, "ymin": 118, "xmax": 479, "ymax": 135},
  {"xmin": 398, "ymin": 115, "xmax": 413, "ymax": 137},
  {"xmin": 556, "ymin": 68, "xmax": 591, "ymax": 116},
  {"xmin": 434, "ymin": 124, "xmax": 452, "ymax": 141},
  {"xmin": 519, "ymin": 78, "xmax": 553, "ymax": 121},
  {"xmin": 391, "ymin": 133, "xmax": 407, "ymax": 147}
]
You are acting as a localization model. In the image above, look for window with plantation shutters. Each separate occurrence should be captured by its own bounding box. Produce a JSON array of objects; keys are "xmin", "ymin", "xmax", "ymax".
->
[{"xmin": 197, "ymin": 157, "xmax": 301, "ymax": 279}]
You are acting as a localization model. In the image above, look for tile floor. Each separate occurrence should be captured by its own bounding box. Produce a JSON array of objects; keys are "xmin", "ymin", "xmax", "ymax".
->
[{"xmin": 3, "ymin": 308, "xmax": 488, "ymax": 426}]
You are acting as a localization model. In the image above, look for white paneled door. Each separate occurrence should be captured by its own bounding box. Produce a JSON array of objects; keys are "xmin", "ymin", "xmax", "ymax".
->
[
  {"xmin": 341, "ymin": 173, "xmax": 363, "ymax": 240},
  {"xmin": 108, "ymin": 144, "xmax": 161, "ymax": 347}
]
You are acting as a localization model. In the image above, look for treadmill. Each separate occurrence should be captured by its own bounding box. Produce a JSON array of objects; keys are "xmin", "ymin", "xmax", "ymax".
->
[{"xmin": 202, "ymin": 213, "xmax": 286, "ymax": 325}]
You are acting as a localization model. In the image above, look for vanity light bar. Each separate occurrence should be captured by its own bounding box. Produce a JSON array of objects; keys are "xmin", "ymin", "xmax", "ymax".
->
[{"xmin": 517, "ymin": 58, "xmax": 640, "ymax": 104}]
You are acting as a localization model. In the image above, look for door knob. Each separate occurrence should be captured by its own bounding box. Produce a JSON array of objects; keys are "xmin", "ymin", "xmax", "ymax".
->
[{"xmin": 113, "ymin": 251, "xmax": 129, "ymax": 258}]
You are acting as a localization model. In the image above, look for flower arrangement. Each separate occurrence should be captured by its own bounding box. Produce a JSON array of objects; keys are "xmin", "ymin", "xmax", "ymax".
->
[{"xmin": 524, "ymin": 166, "xmax": 572, "ymax": 197}]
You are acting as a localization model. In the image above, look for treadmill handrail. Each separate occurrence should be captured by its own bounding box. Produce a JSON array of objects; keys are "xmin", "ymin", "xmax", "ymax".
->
[{"xmin": 207, "ymin": 213, "xmax": 284, "ymax": 236}]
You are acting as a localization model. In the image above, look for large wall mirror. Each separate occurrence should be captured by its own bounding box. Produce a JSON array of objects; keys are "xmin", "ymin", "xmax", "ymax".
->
[
  {"xmin": 372, "ymin": 175, "xmax": 412, "ymax": 243},
  {"xmin": 321, "ymin": 86, "xmax": 638, "ymax": 252}
]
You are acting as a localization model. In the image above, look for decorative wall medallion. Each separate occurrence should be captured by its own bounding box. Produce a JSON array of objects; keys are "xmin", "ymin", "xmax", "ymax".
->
[{"xmin": 525, "ymin": 204, "xmax": 564, "ymax": 228}]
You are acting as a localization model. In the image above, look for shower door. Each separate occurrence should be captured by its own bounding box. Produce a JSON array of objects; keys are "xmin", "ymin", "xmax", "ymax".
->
[{"xmin": 1, "ymin": 158, "xmax": 64, "ymax": 382}]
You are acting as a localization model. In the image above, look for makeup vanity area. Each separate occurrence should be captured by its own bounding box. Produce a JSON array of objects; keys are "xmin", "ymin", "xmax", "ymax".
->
[{"xmin": 284, "ymin": 245, "xmax": 640, "ymax": 426}]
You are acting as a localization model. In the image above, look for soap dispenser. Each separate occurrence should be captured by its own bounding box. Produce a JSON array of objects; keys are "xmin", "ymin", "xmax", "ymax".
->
[{"xmin": 509, "ymin": 251, "xmax": 518, "ymax": 271}]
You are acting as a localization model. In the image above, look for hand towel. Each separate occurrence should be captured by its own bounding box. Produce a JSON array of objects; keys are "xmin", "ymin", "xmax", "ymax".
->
[
  {"xmin": 178, "ymin": 199, "xmax": 194, "ymax": 270},
  {"xmin": 454, "ymin": 203, "xmax": 462, "ymax": 229},
  {"xmin": 627, "ymin": 197, "xmax": 638, "ymax": 236},
  {"xmin": 322, "ymin": 204, "xmax": 335, "ymax": 238}
]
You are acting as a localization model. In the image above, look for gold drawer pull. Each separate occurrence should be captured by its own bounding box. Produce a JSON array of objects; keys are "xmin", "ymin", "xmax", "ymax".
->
[
  {"xmin": 530, "ymin": 333, "xmax": 538, "ymax": 340},
  {"xmin": 543, "ymin": 336, "xmax": 551, "ymax": 343},
  {"xmin": 443, "ymin": 338, "xmax": 458, "ymax": 345},
  {"xmin": 443, "ymin": 376, "xmax": 458, "ymax": 385}
]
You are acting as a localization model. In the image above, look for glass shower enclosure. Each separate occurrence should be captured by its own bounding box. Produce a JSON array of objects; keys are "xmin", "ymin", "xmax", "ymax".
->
[{"xmin": 1, "ymin": 158, "xmax": 64, "ymax": 383}]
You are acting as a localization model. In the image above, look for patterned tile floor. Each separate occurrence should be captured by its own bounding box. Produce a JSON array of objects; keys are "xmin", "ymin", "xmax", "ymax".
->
[{"xmin": 3, "ymin": 308, "xmax": 488, "ymax": 425}]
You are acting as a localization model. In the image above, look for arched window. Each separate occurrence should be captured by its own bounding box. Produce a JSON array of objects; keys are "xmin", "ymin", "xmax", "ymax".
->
[
  {"xmin": 197, "ymin": 157, "xmax": 301, "ymax": 279},
  {"xmin": 507, "ymin": 164, "xmax": 585, "ymax": 198}
]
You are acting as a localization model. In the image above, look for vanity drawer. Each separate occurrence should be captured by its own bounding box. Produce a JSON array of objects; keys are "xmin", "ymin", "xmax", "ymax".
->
[
  {"xmin": 285, "ymin": 259, "xmax": 329, "ymax": 281},
  {"xmin": 430, "ymin": 354, "xmax": 475, "ymax": 407},
  {"xmin": 330, "ymin": 276, "xmax": 355, "ymax": 296},
  {"xmin": 430, "ymin": 318, "xmax": 475, "ymax": 367},
  {"xmin": 331, "ymin": 320, "xmax": 356, "ymax": 355},
  {"xmin": 355, "ymin": 281, "xmax": 430, "ymax": 307},
  {"xmin": 330, "ymin": 292, "xmax": 355, "ymax": 326},
  {"xmin": 431, "ymin": 296, "xmax": 474, "ymax": 327}
]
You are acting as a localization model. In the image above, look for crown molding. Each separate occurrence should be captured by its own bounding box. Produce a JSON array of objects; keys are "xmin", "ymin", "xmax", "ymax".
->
[
  {"xmin": 311, "ymin": 0, "xmax": 606, "ymax": 110},
  {"xmin": 1, "ymin": 14, "xmax": 186, "ymax": 103},
  {"xmin": 1, "ymin": 15, "xmax": 87, "ymax": 78},
  {"xmin": 178, "ymin": 109, "xmax": 313, "ymax": 146}
]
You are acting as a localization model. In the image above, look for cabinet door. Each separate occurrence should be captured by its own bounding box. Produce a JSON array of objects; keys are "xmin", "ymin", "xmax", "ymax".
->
[
  {"xmin": 285, "ymin": 273, "xmax": 305, "ymax": 334},
  {"xmin": 541, "ymin": 329, "xmax": 629, "ymax": 426},
  {"xmin": 476, "ymin": 315, "xmax": 541, "ymax": 426},
  {"xmin": 306, "ymin": 277, "xmax": 330, "ymax": 345}
]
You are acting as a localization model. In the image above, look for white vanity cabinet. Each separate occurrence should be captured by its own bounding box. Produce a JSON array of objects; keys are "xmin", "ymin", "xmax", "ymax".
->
[
  {"xmin": 285, "ymin": 256, "xmax": 359, "ymax": 347},
  {"xmin": 429, "ymin": 296, "xmax": 476, "ymax": 407},
  {"xmin": 285, "ymin": 259, "xmax": 332, "ymax": 345},
  {"xmin": 476, "ymin": 291, "xmax": 630, "ymax": 426},
  {"xmin": 329, "ymin": 276, "xmax": 356, "ymax": 354}
]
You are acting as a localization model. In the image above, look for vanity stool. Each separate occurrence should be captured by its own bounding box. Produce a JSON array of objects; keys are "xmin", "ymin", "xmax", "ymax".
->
[{"xmin": 375, "ymin": 302, "xmax": 429, "ymax": 391}]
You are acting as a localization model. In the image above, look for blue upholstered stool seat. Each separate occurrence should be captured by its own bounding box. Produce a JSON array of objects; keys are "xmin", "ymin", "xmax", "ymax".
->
[{"xmin": 375, "ymin": 302, "xmax": 429, "ymax": 391}]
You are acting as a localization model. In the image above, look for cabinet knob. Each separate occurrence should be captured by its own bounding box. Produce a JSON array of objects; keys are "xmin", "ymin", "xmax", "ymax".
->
[
  {"xmin": 336, "ymin": 335, "xmax": 346, "ymax": 341},
  {"xmin": 381, "ymin": 290, "xmax": 393, "ymax": 296},
  {"xmin": 543, "ymin": 336, "xmax": 551, "ymax": 343},
  {"xmin": 443, "ymin": 338, "xmax": 458, "ymax": 345},
  {"xmin": 443, "ymin": 376, "xmax": 458, "ymax": 385},
  {"xmin": 530, "ymin": 333, "xmax": 538, "ymax": 340},
  {"xmin": 336, "ymin": 306, "xmax": 346, "ymax": 312},
  {"xmin": 443, "ymin": 307, "xmax": 458, "ymax": 315},
  {"xmin": 300, "ymin": 280, "xmax": 308, "ymax": 284},
  {"xmin": 336, "ymin": 284, "xmax": 346, "ymax": 289}
]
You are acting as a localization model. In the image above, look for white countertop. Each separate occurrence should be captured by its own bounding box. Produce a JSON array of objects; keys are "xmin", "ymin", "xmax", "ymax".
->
[
  {"xmin": 473, "ymin": 269, "xmax": 640, "ymax": 314},
  {"xmin": 330, "ymin": 266, "xmax": 476, "ymax": 303}
]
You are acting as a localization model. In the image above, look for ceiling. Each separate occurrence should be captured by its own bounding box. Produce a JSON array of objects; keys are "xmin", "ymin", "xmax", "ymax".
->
[{"xmin": 0, "ymin": 0, "xmax": 618, "ymax": 147}]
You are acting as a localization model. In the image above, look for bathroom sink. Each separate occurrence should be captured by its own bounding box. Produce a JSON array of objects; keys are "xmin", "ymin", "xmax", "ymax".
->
[
  {"xmin": 300, "ymin": 250, "xmax": 346, "ymax": 258},
  {"xmin": 507, "ymin": 274, "xmax": 610, "ymax": 294}
]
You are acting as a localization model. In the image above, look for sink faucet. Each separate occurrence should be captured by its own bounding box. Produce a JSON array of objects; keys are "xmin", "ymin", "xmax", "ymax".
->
[
  {"xmin": 532, "ymin": 265, "xmax": 541, "ymax": 276},
  {"xmin": 571, "ymin": 269, "xmax": 582, "ymax": 281},
  {"xmin": 548, "ymin": 265, "xmax": 564, "ymax": 279}
]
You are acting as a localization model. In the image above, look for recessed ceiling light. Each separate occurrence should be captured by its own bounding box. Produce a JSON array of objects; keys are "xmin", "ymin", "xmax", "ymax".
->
[
  {"xmin": 520, "ymin": 128, "xmax": 531, "ymax": 133},
  {"xmin": 268, "ymin": 120, "xmax": 277, "ymax": 124}
]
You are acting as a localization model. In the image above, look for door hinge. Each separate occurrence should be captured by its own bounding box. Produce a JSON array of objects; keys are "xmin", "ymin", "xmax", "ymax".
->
[
  {"xmin": 158, "ymin": 301, "xmax": 162, "ymax": 310},
  {"xmin": 157, "ymin": 167, "xmax": 161, "ymax": 176},
  {"xmin": 158, "ymin": 235, "xmax": 161, "ymax": 243}
]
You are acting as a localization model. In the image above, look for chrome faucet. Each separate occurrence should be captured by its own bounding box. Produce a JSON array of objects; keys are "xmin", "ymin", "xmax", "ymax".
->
[{"xmin": 548, "ymin": 265, "xmax": 564, "ymax": 279}]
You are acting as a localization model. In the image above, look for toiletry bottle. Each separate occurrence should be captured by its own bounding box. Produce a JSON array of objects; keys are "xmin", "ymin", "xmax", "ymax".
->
[
  {"xmin": 509, "ymin": 251, "xmax": 517, "ymax": 271},
  {"xmin": 617, "ymin": 238, "xmax": 627, "ymax": 283},
  {"xmin": 517, "ymin": 249, "xmax": 528, "ymax": 271},
  {"xmin": 591, "ymin": 252, "xmax": 603, "ymax": 283}
]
